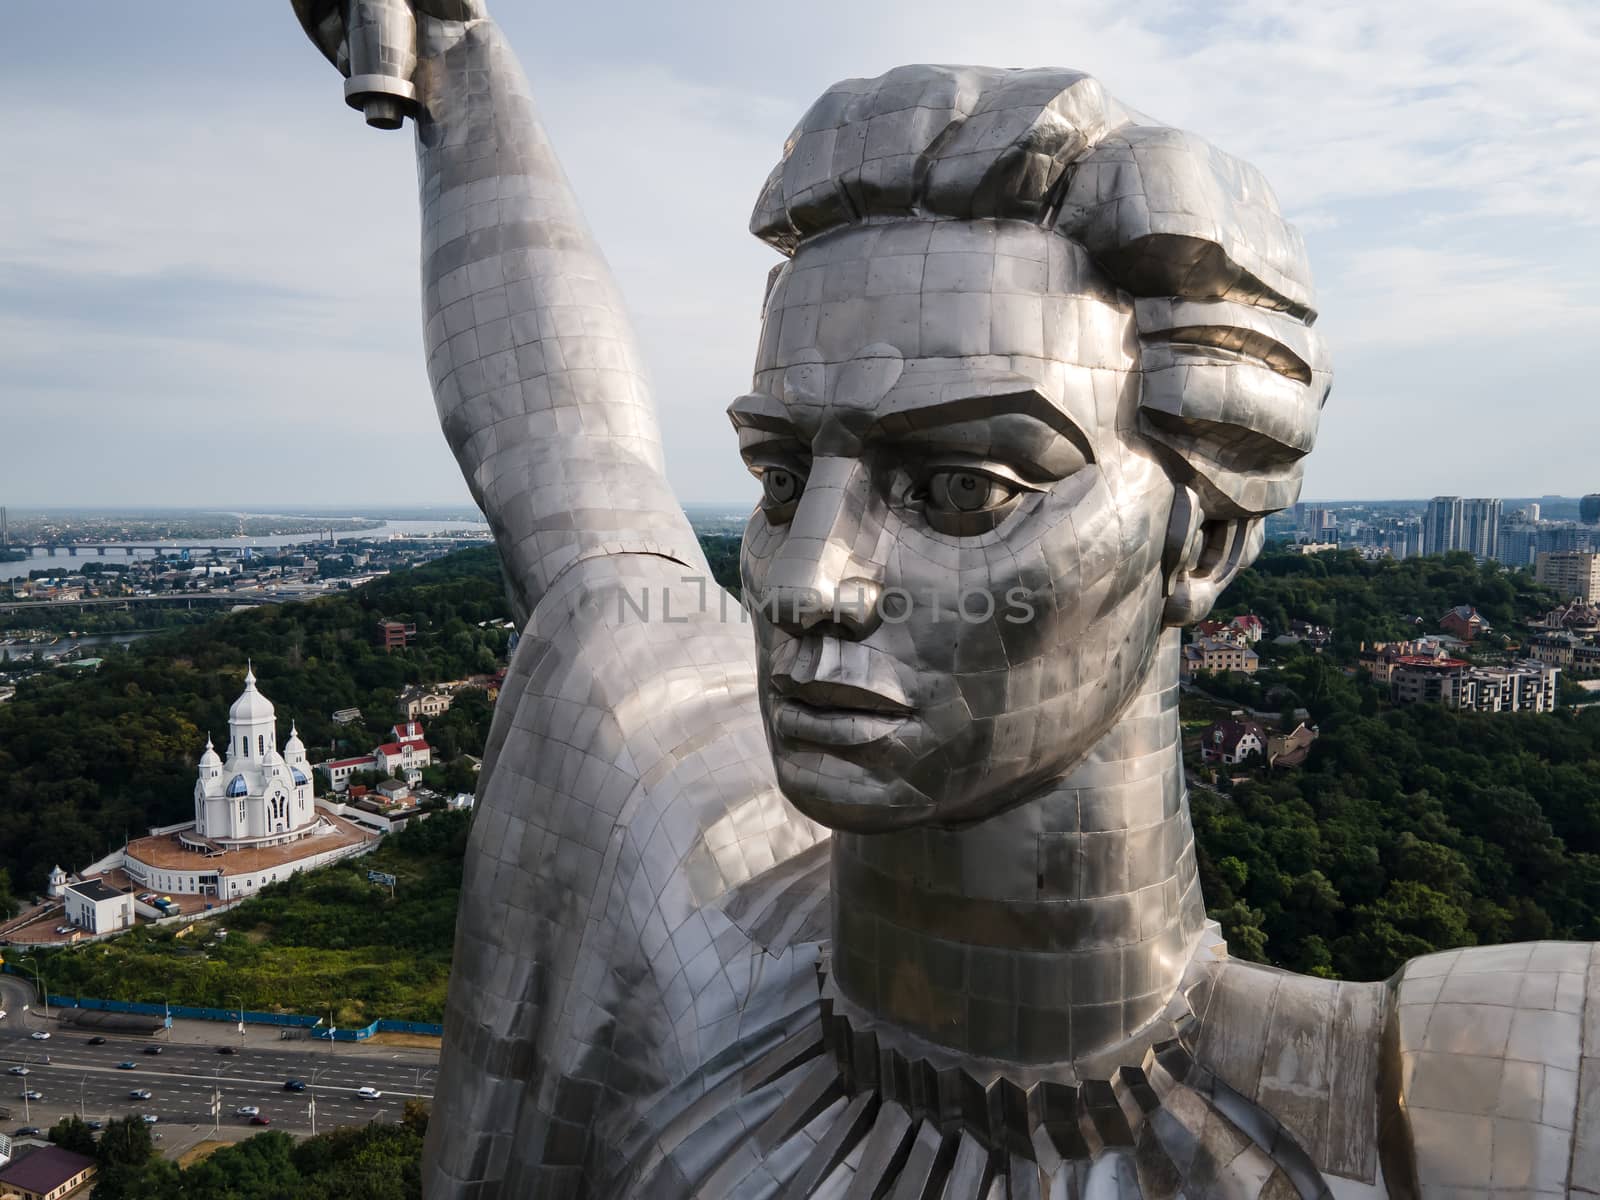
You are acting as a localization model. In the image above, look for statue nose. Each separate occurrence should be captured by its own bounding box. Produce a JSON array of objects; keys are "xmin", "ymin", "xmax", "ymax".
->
[
  {"xmin": 757, "ymin": 577, "xmax": 883, "ymax": 640},
  {"xmin": 753, "ymin": 459, "xmax": 884, "ymax": 640}
]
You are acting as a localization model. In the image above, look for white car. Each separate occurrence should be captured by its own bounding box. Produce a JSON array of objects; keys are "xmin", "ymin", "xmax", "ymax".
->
[
  {"xmin": 20, "ymin": 1089, "xmax": 43, "ymax": 1101},
  {"xmin": 129, "ymin": 1088, "xmax": 152, "ymax": 1100},
  {"xmin": 8, "ymin": 1066, "xmax": 27, "ymax": 1076},
  {"xmin": 0, "ymin": 1009, "xmax": 8, "ymax": 1020},
  {"xmin": 141, "ymin": 1113, "xmax": 159, "ymax": 1124},
  {"xmin": 356, "ymin": 1086, "xmax": 382, "ymax": 1100},
  {"xmin": 235, "ymin": 1105, "xmax": 260, "ymax": 1117},
  {"xmin": 29, "ymin": 1031, "xmax": 50, "ymax": 1041},
  {"xmin": 55, "ymin": 926, "xmax": 72, "ymax": 935}
]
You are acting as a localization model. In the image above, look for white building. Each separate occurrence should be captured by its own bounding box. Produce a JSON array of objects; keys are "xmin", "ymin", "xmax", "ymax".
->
[
  {"xmin": 319, "ymin": 722, "xmax": 433, "ymax": 791},
  {"xmin": 1461, "ymin": 662, "xmax": 1560, "ymax": 713},
  {"xmin": 64, "ymin": 878, "xmax": 134, "ymax": 934},
  {"xmin": 191, "ymin": 666, "xmax": 317, "ymax": 848}
]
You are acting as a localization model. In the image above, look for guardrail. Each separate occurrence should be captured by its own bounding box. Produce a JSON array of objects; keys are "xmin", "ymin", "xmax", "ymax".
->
[
  {"xmin": 0, "ymin": 965, "xmax": 443, "ymax": 1036},
  {"xmin": 0, "ymin": 966, "xmax": 441, "ymax": 1043}
]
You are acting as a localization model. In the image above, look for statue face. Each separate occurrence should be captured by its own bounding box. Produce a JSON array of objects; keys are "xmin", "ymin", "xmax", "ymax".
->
[{"xmin": 734, "ymin": 219, "xmax": 1178, "ymax": 832}]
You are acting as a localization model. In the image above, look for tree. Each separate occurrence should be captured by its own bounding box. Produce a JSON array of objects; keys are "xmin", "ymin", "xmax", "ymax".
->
[
  {"xmin": 96, "ymin": 1115, "xmax": 155, "ymax": 1171},
  {"xmin": 49, "ymin": 1114, "xmax": 97, "ymax": 1156}
]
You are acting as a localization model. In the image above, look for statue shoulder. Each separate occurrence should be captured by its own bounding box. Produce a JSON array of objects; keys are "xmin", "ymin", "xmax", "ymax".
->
[
  {"xmin": 1194, "ymin": 957, "xmax": 1387, "ymax": 1189},
  {"xmin": 1388, "ymin": 941, "xmax": 1600, "ymax": 1194}
]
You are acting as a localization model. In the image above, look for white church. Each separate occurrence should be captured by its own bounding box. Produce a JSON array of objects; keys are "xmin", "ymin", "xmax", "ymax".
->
[
  {"xmin": 192, "ymin": 665, "xmax": 316, "ymax": 847},
  {"xmin": 102, "ymin": 667, "xmax": 375, "ymax": 905}
]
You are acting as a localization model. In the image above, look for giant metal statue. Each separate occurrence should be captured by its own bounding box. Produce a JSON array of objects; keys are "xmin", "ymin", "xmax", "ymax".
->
[{"xmin": 292, "ymin": 2, "xmax": 1600, "ymax": 1195}]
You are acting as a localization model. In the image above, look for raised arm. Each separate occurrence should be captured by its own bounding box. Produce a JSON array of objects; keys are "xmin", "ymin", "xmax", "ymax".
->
[{"xmin": 293, "ymin": 0, "xmax": 706, "ymax": 625}]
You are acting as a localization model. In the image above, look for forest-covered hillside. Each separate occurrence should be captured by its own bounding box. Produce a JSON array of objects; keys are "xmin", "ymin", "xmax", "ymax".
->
[
  {"xmin": 0, "ymin": 548, "xmax": 509, "ymax": 897},
  {"xmin": 6, "ymin": 543, "xmax": 1600, "ymax": 988}
]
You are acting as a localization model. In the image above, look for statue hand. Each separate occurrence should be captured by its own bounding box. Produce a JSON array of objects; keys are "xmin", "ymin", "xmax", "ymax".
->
[{"xmin": 289, "ymin": 0, "xmax": 488, "ymax": 128}]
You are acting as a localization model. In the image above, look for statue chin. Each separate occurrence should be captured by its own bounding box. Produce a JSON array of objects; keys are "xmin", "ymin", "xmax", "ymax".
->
[{"xmin": 770, "ymin": 751, "xmax": 938, "ymax": 833}]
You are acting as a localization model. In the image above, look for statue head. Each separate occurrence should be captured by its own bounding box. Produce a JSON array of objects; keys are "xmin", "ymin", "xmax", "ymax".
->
[{"xmin": 733, "ymin": 67, "xmax": 1329, "ymax": 833}]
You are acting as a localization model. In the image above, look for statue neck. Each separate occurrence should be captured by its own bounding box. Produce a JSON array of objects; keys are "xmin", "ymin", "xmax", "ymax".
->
[{"xmin": 828, "ymin": 628, "xmax": 1209, "ymax": 1068}]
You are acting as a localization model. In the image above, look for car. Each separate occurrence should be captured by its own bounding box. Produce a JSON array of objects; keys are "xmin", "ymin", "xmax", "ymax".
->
[
  {"xmin": 54, "ymin": 925, "xmax": 72, "ymax": 935},
  {"xmin": 250, "ymin": 1115, "xmax": 271, "ymax": 1125},
  {"xmin": 216, "ymin": 1046, "xmax": 237, "ymax": 1055},
  {"xmin": 29, "ymin": 1031, "xmax": 49, "ymax": 1041},
  {"xmin": 116, "ymin": 1062, "xmax": 136, "ymax": 1070},
  {"xmin": 143, "ymin": 1045, "xmax": 163, "ymax": 1055},
  {"xmin": 129, "ymin": 1088, "xmax": 151, "ymax": 1100},
  {"xmin": 0, "ymin": 1009, "xmax": 7, "ymax": 1020},
  {"xmin": 86, "ymin": 1119, "xmax": 104, "ymax": 1131},
  {"xmin": 282, "ymin": 1079, "xmax": 306, "ymax": 1092},
  {"xmin": 234, "ymin": 1105, "xmax": 259, "ymax": 1117},
  {"xmin": 14, "ymin": 1126, "xmax": 41, "ymax": 1137},
  {"xmin": 19, "ymin": 1090, "xmax": 42, "ymax": 1101},
  {"xmin": 141, "ymin": 1113, "xmax": 159, "ymax": 1124},
  {"xmin": 8, "ymin": 1067, "xmax": 28, "ymax": 1076},
  {"xmin": 87, "ymin": 1036, "xmax": 106, "ymax": 1045},
  {"xmin": 356, "ymin": 1086, "xmax": 382, "ymax": 1100}
]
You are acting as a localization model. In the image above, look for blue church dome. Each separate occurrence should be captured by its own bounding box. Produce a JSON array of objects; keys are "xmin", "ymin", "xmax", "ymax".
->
[
  {"xmin": 226, "ymin": 774, "xmax": 249, "ymax": 797},
  {"xmin": 291, "ymin": 767, "xmax": 309, "ymax": 786}
]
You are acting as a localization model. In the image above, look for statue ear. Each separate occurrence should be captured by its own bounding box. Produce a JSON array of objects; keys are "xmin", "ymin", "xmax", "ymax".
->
[{"xmin": 1161, "ymin": 485, "xmax": 1264, "ymax": 626}]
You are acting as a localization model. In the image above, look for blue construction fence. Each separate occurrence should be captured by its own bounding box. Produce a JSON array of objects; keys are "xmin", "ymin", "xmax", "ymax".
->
[{"xmin": 2, "ymin": 966, "xmax": 442, "ymax": 1038}]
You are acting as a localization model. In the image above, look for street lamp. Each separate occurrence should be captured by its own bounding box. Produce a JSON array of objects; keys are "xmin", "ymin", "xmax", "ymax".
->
[
  {"xmin": 79, "ymin": 1071, "xmax": 88, "ymax": 1119},
  {"xmin": 230, "ymin": 993, "xmax": 245, "ymax": 1042},
  {"xmin": 309, "ymin": 1066, "xmax": 323, "ymax": 1136},
  {"xmin": 21, "ymin": 958, "xmax": 47, "ymax": 1015}
]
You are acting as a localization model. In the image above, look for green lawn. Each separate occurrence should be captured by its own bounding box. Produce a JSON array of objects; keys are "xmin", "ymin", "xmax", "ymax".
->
[{"xmin": 31, "ymin": 810, "xmax": 468, "ymax": 1025}]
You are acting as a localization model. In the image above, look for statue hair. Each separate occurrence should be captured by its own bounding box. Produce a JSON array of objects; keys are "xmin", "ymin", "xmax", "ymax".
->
[{"xmin": 750, "ymin": 65, "xmax": 1331, "ymax": 524}]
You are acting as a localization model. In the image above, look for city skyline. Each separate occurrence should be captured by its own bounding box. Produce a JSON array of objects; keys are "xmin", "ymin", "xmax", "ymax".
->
[{"xmin": 3, "ymin": 2, "xmax": 1598, "ymax": 506}]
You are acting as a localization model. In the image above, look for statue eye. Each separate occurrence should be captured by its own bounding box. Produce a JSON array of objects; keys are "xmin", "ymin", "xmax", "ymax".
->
[
  {"xmin": 760, "ymin": 467, "xmax": 805, "ymax": 523},
  {"xmin": 914, "ymin": 468, "xmax": 1029, "ymax": 535},
  {"xmin": 927, "ymin": 470, "xmax": 1016, "ymax": 514}
]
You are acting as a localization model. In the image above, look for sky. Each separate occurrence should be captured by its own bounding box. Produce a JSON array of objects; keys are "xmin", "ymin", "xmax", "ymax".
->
[{"xmin": 1, "ymin": 1, "xmax": 1597, "ymax": 509}]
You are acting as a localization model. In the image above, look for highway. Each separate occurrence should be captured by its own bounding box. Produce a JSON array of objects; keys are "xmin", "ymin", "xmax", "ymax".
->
[{"xmin": 0, "ymin": 1013, "xmax": 436, "ymax": 1138}]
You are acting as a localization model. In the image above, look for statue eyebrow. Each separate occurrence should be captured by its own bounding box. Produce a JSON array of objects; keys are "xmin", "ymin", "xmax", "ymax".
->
[
  {"xmin": 727, "ymin": 391, "xmax": 796, "ymax": 435},
  {"xmin": 871, "ymin": 385, "xmax": 1093, "ymax": 462}
]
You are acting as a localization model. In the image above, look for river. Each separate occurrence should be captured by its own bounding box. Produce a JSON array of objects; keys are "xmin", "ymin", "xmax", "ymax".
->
[{"xmin": 0, "ymin": 518, "xmax": 490, "ymax": 582}]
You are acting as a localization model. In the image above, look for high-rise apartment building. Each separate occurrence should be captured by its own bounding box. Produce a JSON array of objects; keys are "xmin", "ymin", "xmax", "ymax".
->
[
  {"xmin": 1297, "ymin": 504, "xmax": 1338, "ymax": 541},
  {"xmin": 1423, "ymin": 496, "xmax": 1503, "ymax": 559},
  {"xmin": 1423, "ymin": 497, "xmax": 1462, "ymax": 556},
  {"xmin": 1460, "ymin": 498, "xmax": 1502, "ymax": 561},
  {"xmin": 1536, "ymin": 551, "xmax": 1600, "ymax": 601}
]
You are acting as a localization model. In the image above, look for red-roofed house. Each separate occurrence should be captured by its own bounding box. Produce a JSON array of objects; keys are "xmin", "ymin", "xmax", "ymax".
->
[
  {"xmin": 1440, "ymin": 605, "xmax": 1490, "ymax": 642},
  {"xmin": 318, "ymin": 720, "xmax": 434, "ymax": 792},
  {"xmin": 1229, "ymin": 614, "xmax": 1264, "ymax": 643},
  {"xmin": 318, "ymin": 754, "xmax": 378, "ymax": 792},
  {"xmin": 375, "ymin": 737, "xmax": 432, "ymax": 782}
]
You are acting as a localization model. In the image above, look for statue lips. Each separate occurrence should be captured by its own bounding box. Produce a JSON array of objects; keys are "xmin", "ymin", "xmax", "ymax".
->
[{"xmin": 769, "ymin": 644, "xmax": 914, "ymax": 750}]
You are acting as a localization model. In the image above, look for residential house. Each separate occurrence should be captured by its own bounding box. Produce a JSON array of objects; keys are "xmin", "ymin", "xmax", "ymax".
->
[
  {"xmin": 319, "ymin": 722, "xmax": 433, "ymax": 791},
  {"xmin": 1181, "ymin": 637, "xmax": 1260, "ymax": 679},
  {"xmin": 399, "ymin": 685, "xmax": 453, "ymax": 720},
  {"xmin": 1199, "ymin": 717, "xmax": 1267, "ymax": 765},
  {"xmin": 1439, "ymin": 605, "xmax": 1489, "ymax": 642},
  {"xmin": 1229, "ymin": 614, "xmax": 1264, "ymax": 644},
  {"xmin": 1267, "ymin": 723, "xmax": 1319, "ymax": 768},
  {"xmin": 1390, "ymin": 656, "xmax": 1469, "ymax": 707}
]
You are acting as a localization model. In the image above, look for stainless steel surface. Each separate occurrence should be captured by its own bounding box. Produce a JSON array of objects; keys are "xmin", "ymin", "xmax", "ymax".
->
[{"xmin": 286, "ymin": 5, "xmax": 1599, "ymax": 1197}]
